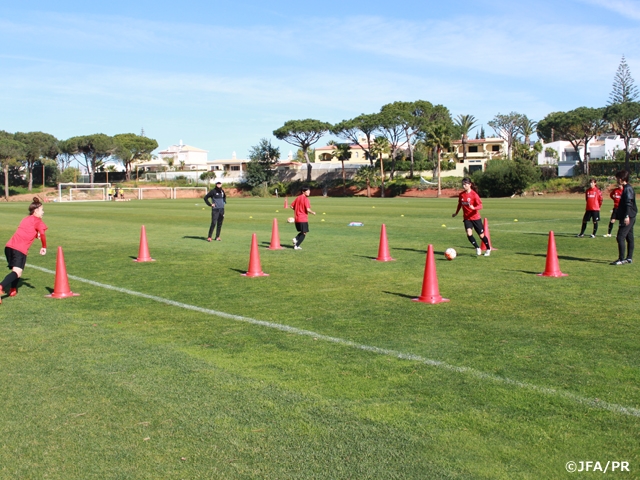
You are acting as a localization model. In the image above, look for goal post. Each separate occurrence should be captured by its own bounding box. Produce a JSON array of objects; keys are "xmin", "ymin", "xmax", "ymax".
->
[
  {"xmin": 174, "ymin": 187, "xmax": 208, "ymax": 199},
  {"xmin": 58, "ymin": 183, "xmax": 110, "ymax": 202},
  {"xmin": 139, "ymin": 187, "xmax": 173, "ymax": 200}
]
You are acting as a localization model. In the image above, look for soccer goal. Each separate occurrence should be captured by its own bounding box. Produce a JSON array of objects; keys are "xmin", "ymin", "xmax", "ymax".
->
[
  {"xmin": 140, "ymin": 187, "xmax": 173, "ymax": 200},
  {"xmin": 58, "ymin": 183, "xmax": 110, "ymax": 202},
  {"xmin": 117, "ymin": 188, "xmax": 141, "ymax": 201},
  {"xmin": 174, "ymin": 187, "xmax": 208, "ymax": 199}
]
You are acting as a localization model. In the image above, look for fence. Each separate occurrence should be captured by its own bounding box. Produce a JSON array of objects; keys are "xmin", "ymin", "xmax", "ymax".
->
[{"xmin": 588, "ymin": 161, "xmax": 640, "ymax": 176}]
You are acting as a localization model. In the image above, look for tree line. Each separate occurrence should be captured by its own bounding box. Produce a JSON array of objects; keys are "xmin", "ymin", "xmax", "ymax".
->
[
  {"xmin": 266, "ymin": 56, "xmax": 640, "ymax": 196},
  {"xmin": 0, "ymin": 131, "xmax": 158, "ymax": 200}
]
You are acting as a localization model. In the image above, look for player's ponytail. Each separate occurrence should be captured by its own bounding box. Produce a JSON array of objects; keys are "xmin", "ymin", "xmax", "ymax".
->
[{"xmin": 28, "ymin": 197, "xmax": 42, "ymax": 215}]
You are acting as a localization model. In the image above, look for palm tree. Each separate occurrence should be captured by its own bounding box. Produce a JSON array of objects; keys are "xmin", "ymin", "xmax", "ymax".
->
[
  {"xmin": 370, "ymin": 137, "xmax": 390, "ymax": 197},
  {"xmin": 328, "ymin": 141, "xmax": 352, "ymax": 196},
  {"xmin": 518, "ymin": 116, "xmax": 537, "ymax": 147},
  {"xmin": 425, "ymin": 124, "xmax": 451, "ymax": 198},
  {"xmin": 454, "ymin": 114, "xmax": 478, "ymax": 163}
]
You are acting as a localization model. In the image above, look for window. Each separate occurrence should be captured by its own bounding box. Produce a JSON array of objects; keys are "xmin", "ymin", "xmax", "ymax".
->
[
  {"xmin": 492, "ymin": 145, "xmax": 500, "ymax": 152},
  {"xmin": 468, "ymin": 146, "xmax": 478, "ymax": 153},
  {"xmin": 231, "ymin": 166, "xmax": 240, "ymax": 171}
]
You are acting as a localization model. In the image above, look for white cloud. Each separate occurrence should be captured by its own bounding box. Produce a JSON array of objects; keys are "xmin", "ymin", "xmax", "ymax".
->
[{"xmin": 576, "ymin": 0, "xmax": 640, "ymax": 21}]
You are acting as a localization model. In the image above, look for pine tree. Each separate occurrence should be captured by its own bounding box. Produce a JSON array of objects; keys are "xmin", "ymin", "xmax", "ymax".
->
[
  {"xmin": 480, "ymin": 125, "xmax": 485, "ymax": 139},
  {"xmin": 609, "ymin": 56, "xmax": 639, "ymax": 105}
]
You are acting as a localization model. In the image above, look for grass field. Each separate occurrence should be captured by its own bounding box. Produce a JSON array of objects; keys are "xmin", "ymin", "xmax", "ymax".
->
[{"xmin": 0, "ymin": 196, "xmax": 638, "ymax": 479}]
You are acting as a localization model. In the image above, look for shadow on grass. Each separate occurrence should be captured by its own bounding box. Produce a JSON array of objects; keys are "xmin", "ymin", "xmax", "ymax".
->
[
  {"xmin": 354, "ymin": 254, "xmax": 377, "ymax": 260},
  {"xmin": 229, "ymin": 268, "xmax": 247, "ymax": 274},
  {"xmin": 522, "ymin": 232, "xmax": 577, "ymax": 237},
  {"xmin": 260, "ymin": 241, "xmax": 293, "ymax": 250},
  {"xmin": 515, "ymin": 252, "xmax": 609, "ymax": 264},
  {"xmin": 382, "ymin": 290, "xmax": 416, "ymax": 299},
  {"xmin": 392, "ymin": 247, "xmax": 425, "ymax": 254},
  {"xmin": 514, "ymin": 270, "xmax": 546, "ymax": 275},
  {"xmin": 183, "ymin": 235, "xmax": 209, "ymax": 241}
]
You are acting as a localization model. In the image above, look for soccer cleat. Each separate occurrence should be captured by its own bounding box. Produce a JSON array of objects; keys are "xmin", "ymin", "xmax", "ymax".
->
[
  {"xmin": 9, "ymin": 288, "xmax": 17, "ymax": 297},
  {"xmin": 206, "ymin": 237, "xmax": 212, "ymax": 242},
  {"xmin": 626, "ymin": 258, "xmax": 633, "ymax": 264},
  {"xmin": 484, "ymin": 249, "xmax": 491, "ymax": 257},
  {"xmin": 294, "ymin": 245, "xmax": 302, "ymax": 250},
  {"xmin": 292, "ymin": 237, "xmax": 297, "ymax": 246},
  {"xmin": 215, "ymin": 237, "xmax": 221, "ymax": 241},
  {"xmin": 476, "ymin": 247, "xmax": 482, "ymax": 256},
  {"xmin": 603, "ymin": 234, "xmax": 611, "ymax": 237},
  {"xmin": 610, "ymin": 259, "xmax": 627, "ymax": 265},
  {"xmin": 576, "ymin": 234, "xmax": 584, "ymax": 238},
  {"xmin": 590, "ymin": 234, "xmax": 596, "ymax": 238}
]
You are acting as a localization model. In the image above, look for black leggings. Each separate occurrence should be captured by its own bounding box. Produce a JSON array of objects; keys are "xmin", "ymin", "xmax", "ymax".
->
[
  {"xmin": 208, "ymin": 208, "xmax": 224, "ymax": 238},
  {"xmin": 616, "ymin": 216, "xmax": 635, "ymax": 260}
]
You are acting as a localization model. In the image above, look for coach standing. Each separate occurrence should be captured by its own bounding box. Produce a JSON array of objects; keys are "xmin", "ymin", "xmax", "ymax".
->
[
  {"xmin": 204, "ymin": 181, "xmax": 226, "ymax": 242},
  {"xmin": 611, "ymin": 170, "xmax": 637, "ymax": 265}
]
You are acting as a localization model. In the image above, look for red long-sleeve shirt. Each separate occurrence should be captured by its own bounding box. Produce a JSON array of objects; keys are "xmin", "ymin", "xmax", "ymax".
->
[
  {"xmin": 6, "ymin": 215, "xmax": 48, "ymax": 255},
  {"xmin": 609, "ymin": 187, "xmax": 623, "ymax": 209},
  {"xmin": 456, "ymin": 190, "xmax": 483, "ymax": 221},
  {"xmin": 585, "ymin": 187, "xmax": 603, "ymax": 211}
]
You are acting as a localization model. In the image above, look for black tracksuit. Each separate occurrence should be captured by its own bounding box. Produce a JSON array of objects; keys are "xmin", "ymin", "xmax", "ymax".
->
[
  {"xmin": 204, "ymin": 187, "xmax": 226, "ymax": 239},
  {"xmin": 615, "ymin": 183, "xmax": 637, "ymax": 261}
]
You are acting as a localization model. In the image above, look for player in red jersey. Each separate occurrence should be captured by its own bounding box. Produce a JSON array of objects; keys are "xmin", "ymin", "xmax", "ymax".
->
[
  {"xmin": 0, "ymin": 198, "xmax": 48, "ymax": 303},
  {"xmin": 452, "ymin": 178, "xmax": 491, "ymax": 256},
  {"xmin": 290, "ymin": 186, "xmax": 316, "ymax": 250},
  {"xmin": 605, "ymin": 184, "xmax": 623, "ymax": 237},
  {"xmin": 577, "ymin": 178, "xmax": 603, "ymax": 238}
]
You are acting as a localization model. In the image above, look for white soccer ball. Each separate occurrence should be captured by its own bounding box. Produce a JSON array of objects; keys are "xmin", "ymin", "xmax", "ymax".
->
[
  {"xmin": 444, "ymin": 248, "xmax": 457, "ymax": 260},
  {"xmin": 287, "ymin": 217, "xmax": 295, "ymax": 224}
]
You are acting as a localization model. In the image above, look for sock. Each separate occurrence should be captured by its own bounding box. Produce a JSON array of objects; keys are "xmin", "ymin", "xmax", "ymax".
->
[
  {"xmin": 296, "ymin": 233, "xmax": 305, "ymax": 246},
  {"xmin": 592, "ymin": 222, "xmax": 598, "ymax": 236},
  {"xmin": 481, "ymin": 236, "xmax": 490, "ymax": 249},
  {"xmin": 579, "ymin": 223, "xmax": 587, "ymax": 235},
  {"xmin": 467, "ymin": 235, "xmax": 479, "ymax": 248},
  {"xmin": 608, "ymin": 223, "xmax": 614, "ymax": 235},
  {"xmin": 11, "ymin": 278, "xmax": 18, "ymax": 289},
  {"xmin": 1, "ymin": 272, "xmax": 19, "ymax": 292}
]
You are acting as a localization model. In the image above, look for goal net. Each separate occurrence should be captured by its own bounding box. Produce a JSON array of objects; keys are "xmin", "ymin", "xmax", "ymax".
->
[
  {"xmin": 58, "ymin": 183, "xmax": 110, "ymax": 202},
  {"xmin": 174, "ymin": 187, "xmax": 208, "ymax": 199},
  {"xmin": 140, "ymin": 187, "xmax": 173, "ymax": 199}
]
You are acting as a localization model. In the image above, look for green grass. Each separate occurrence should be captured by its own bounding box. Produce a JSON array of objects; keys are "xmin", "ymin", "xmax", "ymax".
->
[{"xmin": 0, "ymin": 196, "xmax": 638, "ymax": 479}]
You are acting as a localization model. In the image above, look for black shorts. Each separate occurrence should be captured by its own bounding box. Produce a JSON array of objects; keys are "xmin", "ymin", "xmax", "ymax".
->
[
  {"xmin": 295, "ymin": 222, "xmax": 309, "ymax": 233},
  {"xmin": 5, "ymin": 247, "xmax": 27, "ymax": 270},
  {"xmin": 610, "ymin": 208, "xmax": 618, "ymax": 221},
  {"xmin": 582, "ymin": 210, "xmax": 600, "ymax": 223},
  {"xmin": 463, "ymin": 219, "xmax": 484, "ymax": 235}
]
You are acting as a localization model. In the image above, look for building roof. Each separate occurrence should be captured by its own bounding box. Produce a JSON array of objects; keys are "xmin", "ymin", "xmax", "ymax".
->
[{"xmin": 159, "ymin": 144, "xmax": 208, "ymax": 154}]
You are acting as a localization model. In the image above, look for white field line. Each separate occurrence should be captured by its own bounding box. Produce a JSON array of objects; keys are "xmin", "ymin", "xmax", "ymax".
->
[{"xmin": 28, "ymin": 264, "xmax": 640, "ymax": 418}]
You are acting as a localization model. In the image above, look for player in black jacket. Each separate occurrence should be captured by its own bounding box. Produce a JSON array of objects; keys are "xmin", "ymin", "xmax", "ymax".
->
[
  {"xmin": 611, "ymin": 170, "xmax": 637, "ymax": 265},
  {"xmin": 204, "ymin": 181, "xmax": 226, "ymax": 242}
]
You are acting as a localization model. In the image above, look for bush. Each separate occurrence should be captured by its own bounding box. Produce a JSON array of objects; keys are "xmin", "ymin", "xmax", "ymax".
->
[{"xmin": 473, "ymin": 158, "xmax": 540, "ymax": 197}]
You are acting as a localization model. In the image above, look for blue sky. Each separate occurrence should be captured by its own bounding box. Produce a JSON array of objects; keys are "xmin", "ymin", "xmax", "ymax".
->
[{"xmin": 1, "ymin": 0, "xmax": 639, "ymax": 160}]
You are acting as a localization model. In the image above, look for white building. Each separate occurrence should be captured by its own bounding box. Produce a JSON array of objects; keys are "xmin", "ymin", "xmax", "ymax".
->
[{"xmin": 139, "ymin": 140, "xmax": 209, "ymax": 172}]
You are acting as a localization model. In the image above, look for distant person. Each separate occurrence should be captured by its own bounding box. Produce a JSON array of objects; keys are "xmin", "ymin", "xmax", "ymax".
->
[
  {"xmin": 605, "ymin": 184, "xmax": 623, "ymax": 237},
  {"xmin": 0, "ymin": 198, "xmax": 47, "ymax": 303},
  {"xmin": 204, "ymin": 181, "xmax": 226, "ymax": 242},
  {"xmin": 611, "ymin": 170, "xmax": 637, "ymax": 265},
  {"xmin": 291, "ymin": 186, "xmax": 316, "ymax": 250},
  {"xmin": 452, "ymin": 177, "xmax": 491, "ymax": 256},
  {"xmin": 577, "ymin": 178, "xmax": 603, "ymax": 238}
]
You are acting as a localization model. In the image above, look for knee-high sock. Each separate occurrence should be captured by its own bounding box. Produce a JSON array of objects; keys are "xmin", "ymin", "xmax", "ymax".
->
[
  {"xmin": 608, "ymin": 221, "xmax": 614, "ymax": 235},
  {"xmin": 481, "ymin": 235, "xmax": 490, "ymax": 249},
  {"xmin": 1, "ymin": 271, "xmax": 18, "ymax": 292},
  {"xmin": 467, "ymin": 235, "xmax": 479, "ymax": 248},
  {"xmin": 296, "ymin": 233, "xmax": 306, "ymax": 246},
  {"xmin": 579, "ymin": 223, "xmax": 587, "ymax": 235},
  {"xmin": 592, "ymin": 222, "xmax": 598, "ymax": 236}
]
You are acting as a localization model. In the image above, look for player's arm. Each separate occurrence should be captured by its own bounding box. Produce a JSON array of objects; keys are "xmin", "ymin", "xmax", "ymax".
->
[
  {"xmin": 203, "ymin": 191, "xmax": 213, "ymax": 207},
  {"xmin": 452, "ymin": 202, "xmax": 461, "ymax": 217},
  {"xmin": 39, "ymin": 231, "xmax": 47, "ymax": 255},
  {"xmin": 307, "ymin": 207, "xmax": 316, "ymax": 215}
]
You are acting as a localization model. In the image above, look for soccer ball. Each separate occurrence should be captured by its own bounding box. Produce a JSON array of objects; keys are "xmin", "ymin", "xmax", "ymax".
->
[
  {"xmin": 444, "ymin": 248, "xmax": 457, "ymax": 260},
  {"xmin": 287, "ymin": 217, "xmax": 295, "ymax": 224}
]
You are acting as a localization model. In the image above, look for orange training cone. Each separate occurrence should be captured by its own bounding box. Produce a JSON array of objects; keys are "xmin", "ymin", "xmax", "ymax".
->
[
  {"xmin": 242, "ymin": 233, "xmax": 269, "ymax": 277},
  {"xmin": 46, "ymin": 247, "xmax": 80, "ymax": 298},
  {"xmin": 481, "ymin": 217, "xmax": 496, "ymax": 251},
  {"xmin": 538, "ymin": 231, "xmax": 568, "ymax": 277},
  {"xmin": 374, "ymin": 224, "xmax": 395, "ymax": 261},
  {"xmin": 284, "ymin": 197, "xmax": 288, "ymax": 209},
  {"xmin": 133, "ymin": 225, "xmax": 155, "ymax": 262},
  {"xmin": 413, "ymin": 244, "xmax": 449, "ymax": 304},
  {"xmin": 269, "ymin": 218, "xmax": 284, "ymax": 250}
]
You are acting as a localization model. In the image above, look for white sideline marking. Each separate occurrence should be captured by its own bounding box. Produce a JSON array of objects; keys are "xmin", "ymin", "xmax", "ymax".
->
[{"xmin": 28, "ymin": 263, "xmax": 640, "ymax": 418}]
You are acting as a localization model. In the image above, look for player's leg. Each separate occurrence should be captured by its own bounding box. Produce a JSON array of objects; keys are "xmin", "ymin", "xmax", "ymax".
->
[
  {"xmin": 475, "ymin": 220, "xmax": 491, "ymax": 250},
  {"xmin": 207, "ymin": 209, "xmax": 219, "ymax": 240},
  {"xmin": 1, "ymin": 267, "xmax": 22, "ymax": 296},
  {"xmin": 591, "ymin": 211, "xmax": 599, "ymax": 237},
  {"xmin": 625, "ymin": 218, "xmax": 635, "ymax": 262},
  {"xmin": 578, "ymin": 211, "xmax": 589, "ymax": 236},
  {"xmin": 215, "ymin": 209, "xmax": 224, "ymax": 240},
  {"xmin": 464, "ymin": 221, "xmax": 480, "ymax": 255},
  {"xmin": 607, "ymin": 211, "xmax": 616, "ymax": 236}
]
